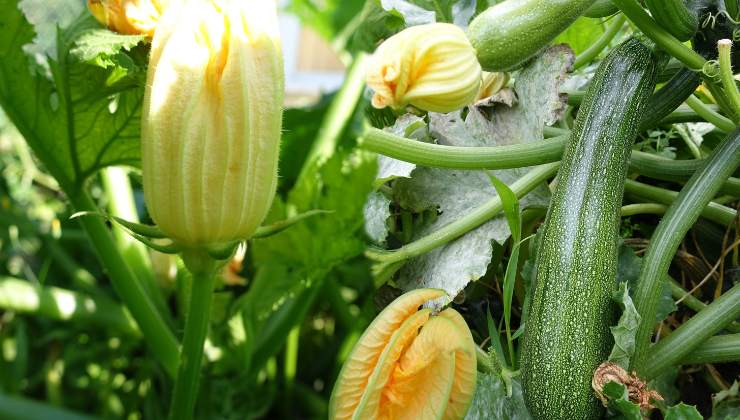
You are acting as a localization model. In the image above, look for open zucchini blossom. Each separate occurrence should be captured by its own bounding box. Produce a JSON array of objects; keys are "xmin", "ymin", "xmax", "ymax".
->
[
  {"xmin": 141, "ymin": 0, "xmax": 284, "ymax": 247},
  {"xmin": 330, "ymin": 289, "xmax": 477, "ymax": 420},
  {"xmin": 87, "ymin": 0, "xmax": 167, "ymax": 36},
  {"xmin": 366, "ymin": 23, "xmax": 482, "ymax": 113}
]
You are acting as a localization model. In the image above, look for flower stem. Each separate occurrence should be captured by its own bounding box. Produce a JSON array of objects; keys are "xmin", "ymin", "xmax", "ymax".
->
[
  {"xmin": 717, "ymin": 39, "xmax": 740, "ymax": 123},
  {"xmin": 365, "ymin": 162, "xmax": 560, "ymax": 265},
  {"xmin": 573, "ymin": 14, "xmax": 626, "ymax": 70},
  {"xmin": 169, "ymin": 251, "xmax": 218, "ymax": 420},
  {"xmin": 68, "ymin": 191, "xmax": 179, "ymax": 377},
  {"xmin": 631, "ymin": 129, "xmax": 740, "ymax": 376}
]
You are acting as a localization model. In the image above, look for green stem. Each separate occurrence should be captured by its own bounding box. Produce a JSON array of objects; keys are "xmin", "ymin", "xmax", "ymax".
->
[
  {"xmin": 624, "ymin": 179, "xmax": 737, "ymax": 226},
  {"xmin": 704, "ymin": 78, "xmax": 739, "ymax": 121},
  {"xmin": 366, "ymin": 163, "xmax": 560, "ymax": 265},
  {"xmin": 169, "ymin": 251, "xmax": 217, "ymax": 420},
  {"xmin": 718, "ymin": 39, "xmax": 740, "ymax": 122},
  {"xmin": 641, "ymin": 283, "xmax": 740, "ymax": 379},
  {"xmin": 620, "ymin": 203, "xmax": 667, "ymax": 216},
  {"xmin": 360, "ymin": 128, "xmax": 740, "ymax": 195},
  {"xmin": 611, "ymin": 0, "xmax": 706, "ymax": 70},
  {"xmin": 360, "ymin": 128, "xmax": 567, "ymax": 169},
  {"xmin": 573, "ymin": 14, "xmax": 626, "ymax": 69},
  {"xmin": 670, "ymin": 279, "xmax": 740, "ymax": 333},
  {"xmin": 68, "ymin": 190, "xmax": 179, "ymax": 377},
  {"xmin": 293, "ymin": 54, "xmax": 368, "ymax": 198},
  {"xmin": 685, "ymin": 95, "xmax": 736, "ymax": 132},
  {"xmin": 680, "ymin": 333, "xmax": 740, "ymax": 364},
  {"xmin": 0, "ymin": 277, "xmax": 139, "ymax": 336},
  {"xmin": 631, "ymin": 129, "xmax": 740, "ymax": 375},
  {"xmin": 101, "ymin": 167, "xmax": 173, "ymax": 328}
]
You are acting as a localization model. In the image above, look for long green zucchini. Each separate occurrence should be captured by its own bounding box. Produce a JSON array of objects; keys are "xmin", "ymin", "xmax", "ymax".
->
[
  {"xmin": 521, "ymin": 38, "xmax": 659, "ymax": 420},
  {"xmin": 644, "ymin": 0, "xmax": 698, "ymax": 41},
  {"xmin": 467, "ymin": 0, "xmax": 596, "ymax": 71}
]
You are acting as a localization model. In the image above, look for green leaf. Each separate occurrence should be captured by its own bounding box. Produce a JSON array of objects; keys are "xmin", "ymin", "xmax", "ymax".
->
[
  {"xmin": 608, "ymin": 281, "xmax": 641, "ymax": 369},
  {"xmin": 384, "ymin": 46, "xmax": 571, "ymax": 299},
  {"xmin": 70, "ymin": 29, "xmax": 146, "ymax": 84},
  {"xmin": 554, "ymin": 16, "xmax": 607, "ymax": 55},
  {"xmin": 464, "ymin": 373, "xmax": 533, "ymax": 420},
  {"xmin": 711, "ymin": 381, "xmax": 740, "ymax": 420},
  {"xmin": 486, "ymin": 305, "xmax": 507, "ymax": 370},
  {"xmin": 665, "ymin": 403, "xmax": 704, "ymax": 420},
  {"xmin": 0, "ymin": 0, "xmax": 145, "ymax": 189},
  {"xmin": 489, "ymin": 174, "xmax": 521, "ymax": 243},
  {"xmin": 603, "ymin": 381, "xmax": 642, "ymax": 420}
]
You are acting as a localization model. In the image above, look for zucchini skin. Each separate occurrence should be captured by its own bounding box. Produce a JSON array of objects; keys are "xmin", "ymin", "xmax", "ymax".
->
[
  {"xmin": 467, "ymin": 0, "xmax": 596, "ymax": 71},
  {"xmin": 644, "ymin": 0, "xmax": 698, "ymax": 41},
  {"xmin": 584, "ymin": 0, "xmax": 618, "ymax": 18},
  {"xmin": 520, "ymin": 38, "xmax": 659, "ymax": 420},
  {"xmin": 640, "ymin": 67, "xmax": 701, "ymax": 131}
]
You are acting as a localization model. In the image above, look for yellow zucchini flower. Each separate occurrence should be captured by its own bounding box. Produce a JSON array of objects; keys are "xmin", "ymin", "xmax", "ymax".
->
[
  {"xmin": 330, "ymin": 289, "xmax": 478, "ymax": 420},
  {"xmin": 141, "ymin": 0, "xmax": 284, "ymax": 247},
  {"xmin": 476, "ymin": 71, "xmax": 509, "ymax": 101},
  {"xmin": 366, "ymin": 23, "xmax": 482, "ymax": 113},
  {"xmin": 87, "ymin": 0, "xmax": 167, "ymax": 36}
]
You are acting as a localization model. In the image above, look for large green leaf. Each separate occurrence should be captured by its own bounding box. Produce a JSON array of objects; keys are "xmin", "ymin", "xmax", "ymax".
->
[{"xmin": 0, "ymin": 0, "xmax": 146, "ymax": 191}]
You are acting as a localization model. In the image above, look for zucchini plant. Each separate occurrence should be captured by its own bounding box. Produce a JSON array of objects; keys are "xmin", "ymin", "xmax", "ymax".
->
[{"xmin": 1, "ymin": 0, "xmax": 739, "ymax": 418}]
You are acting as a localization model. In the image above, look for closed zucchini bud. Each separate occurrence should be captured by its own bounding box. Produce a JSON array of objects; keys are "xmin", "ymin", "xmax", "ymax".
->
[
  {"xmin": 366, "ymin": 23, "xmax": 482, "ymax": 113},
  {"xmin": 141, "ymin": 0, "xmax": 284, "ymax": 247},
  {"xmin": 476, "ymin": 71, "xmax": 509, "ymax": 101},
  {"xmin": 330, "ymin": 289, "xmax": 477, "ymax": 420},
  {"xmin": 87, "ymin": 0, "xmax": 167, "ymax": 36}
]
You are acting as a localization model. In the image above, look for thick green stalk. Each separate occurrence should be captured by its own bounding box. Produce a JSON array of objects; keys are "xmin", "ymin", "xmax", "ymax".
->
[
  {"xmin": 101, "ymin": 167, "xmax": 173, "ymax": 327},
  {"xmin": 611, "ymin": 0, "xmax": 706, "ymax": 70},
  {"xmin": 169, "ymin": 251, "xmax": 217, "ymax": 420},
  {"xmin": 632, "ymin": 129, "xmax": 740, "ymax": 375},
  {"xmin": 641, "ymin": 283, "xmax": 740, "ymax": 378},
  {"xmin": 0, "ymin": 277, "xmax": 139, "ymax": 336},
  {"xmin": 685, "ymin": 95, "xmax": 736, "ymax": 132},
  {"xmin": 624, "ymin": 179, "xmax": 737, "ymax": 226},
  {"xmin": 573, "ymin": 14, "xmax": 626, "ymax": 70},
  {"xmin": 366, "ymin": 162, "xmax": 560, "ymax": 264},
  {"xmin": 360, "ymin": 128, "xmax": 567, "ymax": 169},
  {"xmin": 0, "ymin": 394, "xmax": 93, "ymax": 420},
  {"xmin": 680, "ymin": 333, "xmax": 740, "ymax": 364},
  {"xmin": 68, "ymin": 191, "xmax": 179, "ymax": 377},
  {"xmin": 360, "ymin": 128, "xmax": 740, "ymax": 195}
]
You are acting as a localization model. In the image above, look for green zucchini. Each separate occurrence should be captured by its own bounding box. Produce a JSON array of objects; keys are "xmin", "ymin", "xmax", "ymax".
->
[
  {"xmin": 644, "ymin": 0, "xmax": 698, "ymax": 41},
  {"xmin": 521, "ymin": 38, "xmax": 659, "ymax": 420},
  {"xmin": 467, "ymin": 0, "xmax": 596, "ymax": 71},
  {"xmin": 640, "ymin": 67, "xmax": 702, "ymax": 130},
  {"xmin": 584, "ymin": 0, "xmax": 618, "ymax": 18}
]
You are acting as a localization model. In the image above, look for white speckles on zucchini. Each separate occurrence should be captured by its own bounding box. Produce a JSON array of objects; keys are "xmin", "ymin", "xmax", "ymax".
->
[{"xmin": 520, "ymin": 38, "xmax": 659, "ymax": 420}]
